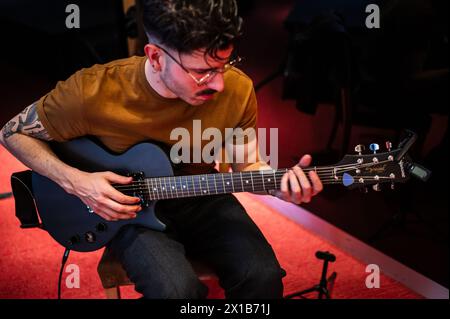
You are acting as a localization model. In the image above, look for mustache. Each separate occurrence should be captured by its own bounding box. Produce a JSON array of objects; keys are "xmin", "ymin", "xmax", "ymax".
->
[{"xmin": 196, "ymin": 89, "xmax": 217, "ymax": 96}]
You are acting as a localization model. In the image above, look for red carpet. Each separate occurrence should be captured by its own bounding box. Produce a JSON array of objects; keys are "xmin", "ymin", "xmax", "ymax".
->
[{"xmin": 0, "ymin": 145, "xmax": 422, "ymax": 299}]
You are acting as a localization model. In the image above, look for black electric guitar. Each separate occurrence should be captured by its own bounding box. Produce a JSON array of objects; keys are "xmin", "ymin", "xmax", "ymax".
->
[{"xmin": 12, "ymin": 132, "xmax": 428, "ymax": 252}]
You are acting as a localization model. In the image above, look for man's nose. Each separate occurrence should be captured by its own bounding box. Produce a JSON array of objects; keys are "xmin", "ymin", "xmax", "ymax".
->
[{"xmin": 206, "ymin": 72, "xmax": 225, "ymax": 93}]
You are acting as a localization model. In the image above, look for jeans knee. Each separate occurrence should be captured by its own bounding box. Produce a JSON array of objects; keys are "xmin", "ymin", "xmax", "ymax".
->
[
  {"xmin": 137, "ymin": 273, "xmax": 208, "ymax": 299},
  {"xmin": 225, "ymin": 261, "xmax": 284, "ymax": 298},
  {"xmin": 249, "ymin": 263, "xmax": 284, "ymax": 293}
]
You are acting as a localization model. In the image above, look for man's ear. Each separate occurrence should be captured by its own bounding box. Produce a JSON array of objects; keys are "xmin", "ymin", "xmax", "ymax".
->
[{"xmin": 144, "ymin": 44, "xmax": 162, "ymax": 71}]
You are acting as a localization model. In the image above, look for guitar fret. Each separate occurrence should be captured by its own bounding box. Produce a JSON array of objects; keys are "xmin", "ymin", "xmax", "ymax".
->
[
  {"xmin": 265, "ymin": 171, "xmax": 275, "ymax": 190},
  {"xmin": 152, "ymin": 179, "xmax": 159, "ymax": 200},
  {"xmin": 250, "ymin": 171, "xmax": 255, "ymax": 192},
  {"xmin": 168, "ymin": 177, "xmax": 173, "ymax": 198},
  {"xmin": 239, "ymin": 172, "xmax": 244, "ymax": 192},
  {"xmin": 173, "ymin": 176, "xmax": 179, "ymax": 198},
  {"xmin": 170, "ymin": 177, "xmax": 175, "ymax": 198},
  {"xmin": 176, "ymin": 176, "xmax": 181, "ymax": 198},
  {"xmin": 145, "ymin": 179, "xmax": 152, "ymax": 201},
  {"xmin": 221, "ymin": 174, "xmax": 226, "ymax": 194},
  {"xmin": 164, "ymin": 177, "xmax": 173, "ymax": 198},
  {"xmin": 243, "ymin": 172, "xmax": 253, "ymax": 192},
  {"xmin": 203, "ymin": 175, "xmax": 209, "ymax": 195},
  {"xmin": 213, "ymin": 174, "xmax": 218, "ymax": 194},
  {"xmin": 147, "ymin": 179, "xmax": 152, "ymax": 200},
  {"xmin": 167, "ymin": 177, "xmax": 173, "ymax": 198},
  {"xmin": 198, "ymin": 175, "xmax": 204, "ymax": 195},
  {"xmin": 191, "ymin": 175, "xmax": 197, "ymax": 196},
  {"xmin": 188, "ymin": 175, "xmax": 194, "ymax": 196},
  {"xmin": 162, "ymin": 177, "xmax": 168, "ymax": 198},
  {"xmin": 173, "ymin": 176, "xmax": 179, "ymax": 197},
  {"xmin": 162, "ymin": 178, "xmax": 169, "ymax": 199},
  {"xmin": 222, "ymin": 173, "xmax": 231, "ymax": 193},
  {"xmin": 159, "ymin": 178, "xmax": 166, "ymax": 199},
  {"xmin": 273, "ymin": 170, "xmax": 277, "ymax": 189},
  {"xmin": 151, "ymin": 179, "xmax": 156, "ymax": 201},
  {"xmin": 181, "ymin": 175, "xmax": 187, "ymax": 197},
  {"xmin": 261, "ymin": 171, "xmax": 266, "ymax": 190}
]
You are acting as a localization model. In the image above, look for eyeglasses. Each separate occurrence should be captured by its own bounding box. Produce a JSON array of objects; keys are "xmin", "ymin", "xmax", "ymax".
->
[{"xmin": 155, "ymin": 45, "xmax": 242, "ymax": 86}]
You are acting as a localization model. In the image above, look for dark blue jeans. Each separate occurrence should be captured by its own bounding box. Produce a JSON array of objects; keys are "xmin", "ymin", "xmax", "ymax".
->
[{"xmin": 108, "ymin": 194, "xmax": 284, "ymax": 299}]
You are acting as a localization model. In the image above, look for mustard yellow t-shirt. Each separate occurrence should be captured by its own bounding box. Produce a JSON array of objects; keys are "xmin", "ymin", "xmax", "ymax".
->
[{"xmin": 36, "ymin": 56, "xmax": 257, "ymax": 174}]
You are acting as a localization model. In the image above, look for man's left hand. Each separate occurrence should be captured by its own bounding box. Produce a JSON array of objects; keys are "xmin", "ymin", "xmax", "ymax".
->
[{"xmin": 273, "ymin": 154, "xmax": 323, "ymax": 204}]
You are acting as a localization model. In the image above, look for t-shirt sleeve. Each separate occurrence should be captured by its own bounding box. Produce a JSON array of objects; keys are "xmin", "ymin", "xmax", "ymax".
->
[{"xmin": 36, "ymin": 70, "xmax": 90, "ymax": 142}]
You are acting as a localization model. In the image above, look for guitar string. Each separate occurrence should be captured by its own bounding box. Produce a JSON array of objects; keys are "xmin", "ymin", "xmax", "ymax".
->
[
  {"xmin": 114, "ymin": 174, "xmax": 392, "ymax": 196},
  {"xmin": 113, "ymin": 159, "xmax": 395, "ymax": 193},
  {"xmin": 120, "ymin": 175, "xmax": 341, "ymax": 193},
  {"xmin": 113, "ymin": 161, "xmax": 383, "ymax": 191},
  {"xmin": 114, "ymin": 158, "xmax": 394, "ymax": 189},
  {"xmin": 114, "ymin": 174, "xmax": 394, "ymax": 196},
  {"xmin": 113, "ymin": 163, "xmax": 373, "ymax": 190},
  {"xmin": 122, "ymin": 176, "xmax": 393, "ymax": 201},
  {"xmin": 137, "ymin": 177, "xmax": 390, "ymax": 201}
]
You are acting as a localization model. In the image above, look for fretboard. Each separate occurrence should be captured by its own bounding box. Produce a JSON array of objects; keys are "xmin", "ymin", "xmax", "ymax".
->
[{"xmin": 120, "ymin": 167, "xmax": 340, "ymax": 201}]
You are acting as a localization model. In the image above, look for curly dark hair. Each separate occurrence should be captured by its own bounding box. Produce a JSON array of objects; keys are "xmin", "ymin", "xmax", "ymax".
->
[{"xmin": 142, "ymin": 0, "xmax": 242, "ymax": 59}]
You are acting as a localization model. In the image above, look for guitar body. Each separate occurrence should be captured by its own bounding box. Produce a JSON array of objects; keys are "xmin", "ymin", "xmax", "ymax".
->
[{"xmin": 32, "ymin": 138, "xmax": 169, "ymax": 252}]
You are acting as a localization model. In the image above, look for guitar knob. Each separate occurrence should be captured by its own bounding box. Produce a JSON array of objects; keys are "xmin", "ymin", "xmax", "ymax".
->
[
  {"xmin": 355, "ymin": 144, "xmax": 365, "ymax": 155},
  {"xmin": 95, "ymin": 223, "xmax": 107, "ymax": 232},
  {"xmin": 385, "ymin": 141, "xmax": 392, "ymax": 151},
  {"xmin": 369, "ymin": 143, "xmax": 380, "ymax": 154},
  {"xmin": 372, "ymin": 184, "xmax": 381, "ymax": 191},
  {"xmin": 67, "ymin": 235, "xmax": 80, "ymax": 246},
  {"xmin": 84, "ymin": 231, "xmax": 96, "ymax": 243}
]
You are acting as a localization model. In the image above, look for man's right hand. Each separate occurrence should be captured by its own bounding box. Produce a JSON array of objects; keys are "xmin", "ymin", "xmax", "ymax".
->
[{"xmin": 62, "ymin": 170, "xmax": 142, "ymax": 221}]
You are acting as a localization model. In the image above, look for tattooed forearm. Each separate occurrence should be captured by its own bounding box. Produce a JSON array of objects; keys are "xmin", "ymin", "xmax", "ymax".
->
[
  {"xmin": 2, "ymin": 121, "xmax": 17, "ymax": 139},
  {"xmin": 2, "ymin": 102, "xmax": 53, "ymax": 141}
]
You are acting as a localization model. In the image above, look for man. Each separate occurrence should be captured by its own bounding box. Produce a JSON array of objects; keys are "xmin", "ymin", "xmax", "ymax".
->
[{"xmin": 0, "ymin": 0, "xmax": 322, "ymax": 298}]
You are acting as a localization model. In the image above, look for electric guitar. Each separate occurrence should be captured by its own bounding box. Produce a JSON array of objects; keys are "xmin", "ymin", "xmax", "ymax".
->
[{"xmin": 12, "ymin": 132, "xmax": 428, "ymax": 252}]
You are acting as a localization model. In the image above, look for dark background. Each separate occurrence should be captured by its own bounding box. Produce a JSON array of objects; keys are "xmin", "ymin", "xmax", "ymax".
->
[{"xmin": 0, "ymin": 0, "xmax": 448, "ymax": 288}]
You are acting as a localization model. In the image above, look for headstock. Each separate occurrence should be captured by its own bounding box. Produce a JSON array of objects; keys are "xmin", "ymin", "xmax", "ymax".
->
[
  {"xmin": 334, "ymin": 143, "xmax": 409, "ymax": 191},
  {"xmin": 332, "ymin": 131, "xmax": 431, "ymax": 192}
]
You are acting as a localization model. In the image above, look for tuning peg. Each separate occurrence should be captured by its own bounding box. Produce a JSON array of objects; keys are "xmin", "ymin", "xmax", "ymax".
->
[
  {"xmin": 369, "ymin": 143, "xmax": 380, "ymax": 154},
  {"xmin": 355, "ymin": 144, "xmax": 365, "ymax": 155},
  {"xmin": 372, "ymin": 184, "xmax": 381, "ymax": 191},
  {"xmin": 385, "ymin": 141, "xmax": 392, "ymax": 152}
]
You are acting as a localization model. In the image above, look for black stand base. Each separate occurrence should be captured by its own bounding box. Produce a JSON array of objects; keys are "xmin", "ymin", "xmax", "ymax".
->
[{"xmin": 285, "ymin": 251, "xmax": 337, "ymax": 299}]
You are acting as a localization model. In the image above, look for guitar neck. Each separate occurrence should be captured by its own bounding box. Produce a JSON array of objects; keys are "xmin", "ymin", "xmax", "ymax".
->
[{"xmin": 127, "ymin": 166, "xmax": 342, "ymax": 201}]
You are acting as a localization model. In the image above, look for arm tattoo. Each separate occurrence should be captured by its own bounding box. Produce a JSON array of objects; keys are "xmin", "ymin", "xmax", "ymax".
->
[{"xmin": 2, "ymin": 102, "xmax": 53, "ymax": 141}]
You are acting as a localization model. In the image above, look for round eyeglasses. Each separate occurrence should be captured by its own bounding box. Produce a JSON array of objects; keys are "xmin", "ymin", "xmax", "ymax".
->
[{"xmin": 154, "ymin": 45, "xmax": 242, "ymax": 86}]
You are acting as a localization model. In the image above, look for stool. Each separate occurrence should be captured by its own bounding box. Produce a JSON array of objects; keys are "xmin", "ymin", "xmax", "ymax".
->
[{"xmin": 97, "ymin": 246, "xmax": 217, "ymax": 299}]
